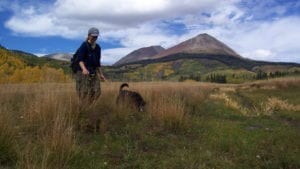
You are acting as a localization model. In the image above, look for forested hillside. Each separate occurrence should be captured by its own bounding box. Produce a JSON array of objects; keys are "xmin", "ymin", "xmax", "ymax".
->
[
  {"xmin": 105, "ymin": 57, "xmax": 300, "ymax": 83},
  {"xmin": 0, "ymin": 48, "xmax": 70, "ymax": 83}
]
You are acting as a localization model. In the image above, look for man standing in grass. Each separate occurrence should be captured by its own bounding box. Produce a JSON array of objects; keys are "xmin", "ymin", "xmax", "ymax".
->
[{"xmin": 75, "ymin": 27, "xmax": 106, "ymax": 106}]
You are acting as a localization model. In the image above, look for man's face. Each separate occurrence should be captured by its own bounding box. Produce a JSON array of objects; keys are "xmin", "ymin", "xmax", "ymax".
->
[{"xmin": 88, "ymin": 35, "xmax": 98, "ymax": 43}]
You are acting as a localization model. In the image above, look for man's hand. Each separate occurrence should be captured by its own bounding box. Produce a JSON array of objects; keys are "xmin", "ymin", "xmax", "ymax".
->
[
  {"xmin": 96, "ymin": 67, "xmax": 106, "ymax": 81},
  {"xmin": 82, "ymin": 68, "xmax": 89, "ymax": 75},
  {"xmin": 79, "ymin": 61, "xmax": 89, "ymax": 75},
  {"xmin": 100, "ymin": 74, "xmax": 106, "ymax": 81}
]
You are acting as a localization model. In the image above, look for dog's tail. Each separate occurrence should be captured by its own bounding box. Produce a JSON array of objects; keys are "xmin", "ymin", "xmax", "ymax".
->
[{"xmin": 120, "ymin": 83, "xmax": 129, "ymax": 92}]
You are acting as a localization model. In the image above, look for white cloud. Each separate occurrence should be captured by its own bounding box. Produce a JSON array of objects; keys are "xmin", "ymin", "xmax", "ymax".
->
[
  {"xmin": 242, "ymin": 49, "xmax": 275, "ymax": 61},
  {"xmin": 3, "ymin": 0, "xmax": 300, "ymax": 64},
  {"xmin": 218, "ymin": 16, "xmax": 300, "ymax": 63},
  {"xmin": 102, "ymin": 47, "xmax": 136, "ymax": 65},
  {"xmin": 106, "ymin": 23, "xmax": 182, "ymax": 48},
  {"xmin": 208, "ymin": 4, "xmax": 244, "ymax": 25},
  {"xmin": 4, "ymin": 0, "xmax": 223, "ymax": 38}
]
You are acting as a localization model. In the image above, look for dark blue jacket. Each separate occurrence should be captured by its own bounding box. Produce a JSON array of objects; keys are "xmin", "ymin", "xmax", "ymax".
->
[{"xmin": 77, "ymin": 41, "xmax": 101, "ymax": 73}]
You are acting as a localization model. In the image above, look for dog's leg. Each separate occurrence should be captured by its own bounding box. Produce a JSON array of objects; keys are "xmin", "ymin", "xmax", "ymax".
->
[{"xmin": 116, "ymin": 95, "xmax": 121, "ymax": 105}]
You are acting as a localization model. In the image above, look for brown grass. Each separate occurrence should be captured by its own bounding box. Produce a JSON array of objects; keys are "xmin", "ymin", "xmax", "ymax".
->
[
  {"xmin": 242, "ymin": 77, "xmax": 300, "ymax": 90},
  {"xmin": 0, "ymin": 83, "xmax": 78, "ymax": 168},
  {"xmin": 264, "ymin": 97, "xmax": 300, "ymax": 115},
  {"xmin": 0, "ymin": 78, "xmax": 299, "ymax": 168},
  {"xmin": 209, "ymin": 92, "xmax": 248, "ymax": 115},
  {"xmin": 0, "ymin": 111, "xmax": 18, "ymax": 166}
]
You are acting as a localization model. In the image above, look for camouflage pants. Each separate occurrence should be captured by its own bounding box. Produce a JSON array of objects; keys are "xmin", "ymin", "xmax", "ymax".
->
[{"xmin": 75, "ymin": 71, "xmax": 101, "ymax": 103}]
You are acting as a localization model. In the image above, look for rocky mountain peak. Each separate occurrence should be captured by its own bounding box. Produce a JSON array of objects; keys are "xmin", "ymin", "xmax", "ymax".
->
[{"xmin": 152, "ymin": 33, "xmax": 240, "ymax": 59}]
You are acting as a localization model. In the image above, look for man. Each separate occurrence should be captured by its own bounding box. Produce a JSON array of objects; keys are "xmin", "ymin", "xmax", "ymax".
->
[{"xmin": 75, "ymin": 27, "xmax": 106, "ymax": 105}]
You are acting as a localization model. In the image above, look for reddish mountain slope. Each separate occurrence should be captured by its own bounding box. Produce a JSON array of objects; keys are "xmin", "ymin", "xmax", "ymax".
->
[
  {"xmin": 113, "ymin": 46, "xmax": 165, "ymax": 66},
  {"xmin": 152, "ymin": 33, "xmax": 241, "ymax": 59}
]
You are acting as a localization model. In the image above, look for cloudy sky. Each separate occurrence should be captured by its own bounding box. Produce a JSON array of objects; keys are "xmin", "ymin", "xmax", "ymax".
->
[{"xmin": 0, "ymin": 0, "xmax": 299, "ymax": 64}]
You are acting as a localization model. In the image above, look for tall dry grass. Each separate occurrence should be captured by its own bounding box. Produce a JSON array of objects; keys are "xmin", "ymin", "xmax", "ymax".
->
[
  {"xmin": 209, "ymin": 92, "xmax": 246, "ymax": 113},
  {"xmin": 0, "ymin": 111, "xmax": 18, "ymax": 166},
  {"xmin": 2, "ymin": 79, "xmax": 298, "ymax": 168},
  {"xmin": 209, "ymin": 77, "xmax": 300, "ymax": 116},
  {"xmin": 115, "ymin": 82, "xmax": 215, "ymax": 130},
  {"xmin": 263, "ymin": 97, "xmax": 300, "ymax": 115},
  {"xmin": 0, "ymin": 83, "xmax": 78, "ymax": 169},
  {"xmin": 76, "ymin": 82, "xmax": 215, "ymax": 132},
  {"xmin": 147, "ymin": 90, "xmax": 187, "ymax": 129},
  {"xmin": 242, "ymin": 77, "xmax": 300, "ymax": 90}
]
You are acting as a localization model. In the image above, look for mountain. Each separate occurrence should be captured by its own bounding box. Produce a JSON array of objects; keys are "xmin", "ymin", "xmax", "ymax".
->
[
  {"xmin": 113, "ymin": 33, "xmax": 242, "ymax": 67},
  {"xmin": 43, "ymin": 53, "xmax": 73, "ymax": 61},
  {"xmin": 104, "ymin": 33, "xmax": 300, "ymax": 82},
  {"xmin": 111, "ymin": 33, "xmax": 299, "ymax": 70},
  {"xmin": 113, "ymin": 46, "xmax": 165, "ymax": 66},
  {"xmin": 152, "ymin": 33, "xmax": 240, "ymax": 59}
]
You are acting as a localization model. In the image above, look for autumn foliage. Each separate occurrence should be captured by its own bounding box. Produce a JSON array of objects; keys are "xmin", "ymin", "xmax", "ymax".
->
[{"xmin": 0, "ymin": 48, "xmax": 70, "ymax": 83}]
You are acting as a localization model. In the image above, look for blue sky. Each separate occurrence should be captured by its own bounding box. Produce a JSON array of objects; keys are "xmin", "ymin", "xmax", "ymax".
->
[{"xmin": 0, "ymin": 0, "xmax": 299, "ymax": 65}]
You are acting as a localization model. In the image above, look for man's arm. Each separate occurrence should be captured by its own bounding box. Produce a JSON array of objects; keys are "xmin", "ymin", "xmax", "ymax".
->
[
  {"xmin": 79, "ymin": 61, "xmax": 89, "ymax": 75},
  {"xmin": 96, "ymin": 67, "xmax": 106, "ymax": 81},
  {"xmin": 77, "ymin": 42, "xmax": 90, "ymax": 75}
]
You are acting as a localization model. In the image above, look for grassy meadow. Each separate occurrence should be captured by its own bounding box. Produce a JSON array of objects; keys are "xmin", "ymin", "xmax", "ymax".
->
[{"xmin": 0, "ymin": 78, "xmax": 299, "ymax": 169}]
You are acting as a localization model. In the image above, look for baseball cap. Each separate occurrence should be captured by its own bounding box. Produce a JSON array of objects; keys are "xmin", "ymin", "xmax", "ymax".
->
[{"xmin": 88, "ymin": 27, "xmax": 99, "ymax": 36}]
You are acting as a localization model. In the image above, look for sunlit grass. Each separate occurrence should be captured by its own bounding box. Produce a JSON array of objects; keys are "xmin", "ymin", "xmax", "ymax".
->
[{"xmin": 0, "ymin": 78, "xmax": 299, "ymax": 168}]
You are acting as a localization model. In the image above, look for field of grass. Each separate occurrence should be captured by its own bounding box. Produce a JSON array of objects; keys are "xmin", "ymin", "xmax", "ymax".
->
[{"xmin": 0, "ymin": 77, "xmax": 299, "ymax": 169}]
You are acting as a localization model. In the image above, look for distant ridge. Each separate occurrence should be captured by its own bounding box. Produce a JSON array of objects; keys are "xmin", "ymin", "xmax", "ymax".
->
[
  {"xmin": 113, "ymin": 46, "xmax": 165, "ymax": 66},
  {"xmin": 0, "ymin": 44, "xmax": 70, "ymax": 74},
  {"xmin": 10, "ymin": 49, "xmax": 38, "ymax": 58}
]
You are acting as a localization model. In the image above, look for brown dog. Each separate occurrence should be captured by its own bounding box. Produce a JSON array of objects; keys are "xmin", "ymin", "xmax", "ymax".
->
[{"xmin": 116, "ymin": 83, "xmax": 146, "ymax": 112}]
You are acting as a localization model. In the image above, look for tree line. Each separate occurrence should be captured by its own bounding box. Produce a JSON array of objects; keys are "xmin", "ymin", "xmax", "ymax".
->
[
  {"xmin": 178, "ymin": 70, "xmax": 299, "ymax": 83},
  {"xmin": 256, "ymin": 70, "xmax": 300, "ymax": 80}
]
